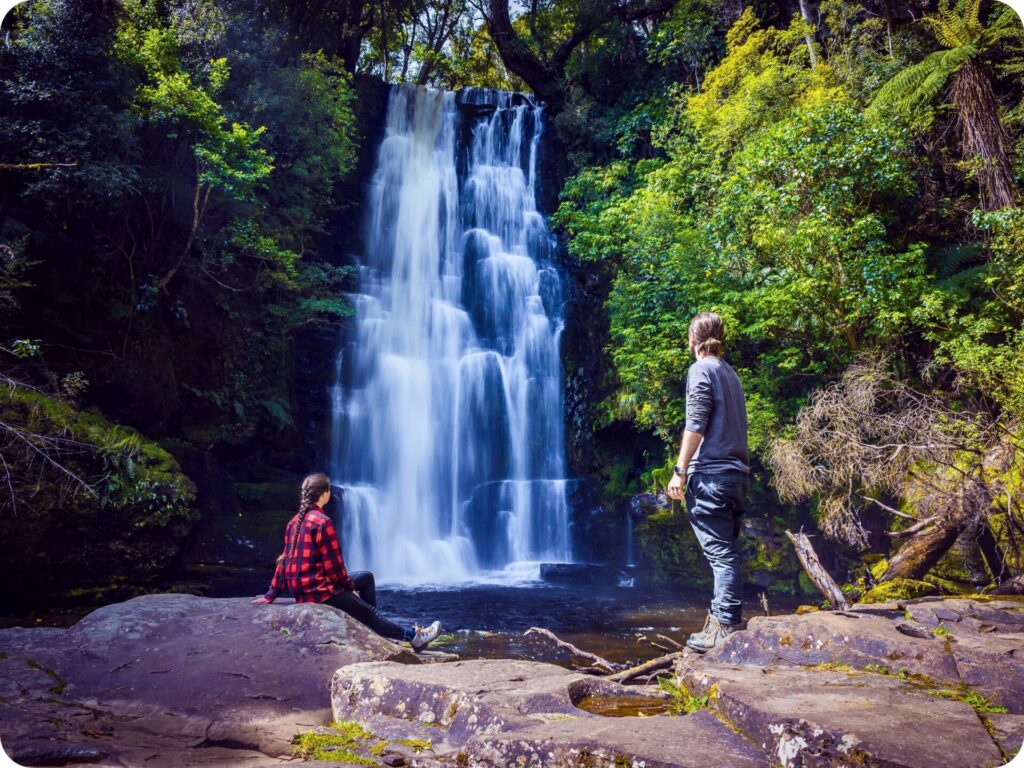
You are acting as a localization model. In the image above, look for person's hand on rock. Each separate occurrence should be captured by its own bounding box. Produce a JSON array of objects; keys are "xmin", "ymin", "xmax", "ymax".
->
[{"xmin": 251, "ymin": 596, "xmax": 272, "ymax": 604}]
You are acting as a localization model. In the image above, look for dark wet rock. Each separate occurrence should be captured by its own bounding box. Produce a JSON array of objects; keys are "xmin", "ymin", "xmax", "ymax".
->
[
  {"xmin": 629, "ymin": 491, "xmax": 670, "ymax": 519},
  {"xmin": 331, "ymin": 659, "xmax": 767, "ymax": 767},
  {"xmin": 0, "ymin": 594, "xmax": 420, "ymax": 766},
  {"xmin": 676, "ymin": 658, "xmax": 1003, "ymax": 768},
  {"xmin": 539, "ymin": 562, "xmax": 611, "ymax": 584}
]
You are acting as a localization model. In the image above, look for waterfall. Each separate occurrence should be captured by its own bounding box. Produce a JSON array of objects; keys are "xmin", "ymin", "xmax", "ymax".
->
[{"xmin": 329, "ymin": 85, "xmax": 572, "ymax": 584}]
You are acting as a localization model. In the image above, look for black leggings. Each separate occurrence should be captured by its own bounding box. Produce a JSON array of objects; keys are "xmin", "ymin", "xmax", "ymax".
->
[{"xmin": 325, "ymin": 571, "xmax": 411, "ymax": 641}]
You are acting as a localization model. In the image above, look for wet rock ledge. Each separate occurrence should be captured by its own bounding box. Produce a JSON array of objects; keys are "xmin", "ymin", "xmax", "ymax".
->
[{"xmin": 1, "ymin": 594, "xmax": 1022, "ymax": 767}]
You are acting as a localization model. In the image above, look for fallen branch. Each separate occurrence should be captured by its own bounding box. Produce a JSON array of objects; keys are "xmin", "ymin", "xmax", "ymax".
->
[
  {"xmin": 524, "ymin": 627, "xmax": 613, "ymax": 674},
  {"xmin": 606, "ymin": 652, "xmax": 683, "ymax": 684},
  {"xmin": 884, "ymin": 515, "xmax": 939, "ymax": 538},
  {"xmin": 655, "ymin": 634, "xmax": 685, "ymax": 651},
  {"xmin": 785, "ymin": 528, "xmax": 851, "ymax": 610}
]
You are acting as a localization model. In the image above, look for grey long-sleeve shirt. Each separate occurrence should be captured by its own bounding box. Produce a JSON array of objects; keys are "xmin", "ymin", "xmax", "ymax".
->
[{"xmin": 685, "ymin": 355, "xmax": 750, "ymax": 475}]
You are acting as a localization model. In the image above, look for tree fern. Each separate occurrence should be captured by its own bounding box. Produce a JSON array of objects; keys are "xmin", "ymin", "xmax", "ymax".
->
[
  {"xmin": 869, "ymin": 0, "xmax": 1020, "ymax": 209},
  {"xmin": 869, "ymin": 45, "xmax": 974, "ymax": 123}
]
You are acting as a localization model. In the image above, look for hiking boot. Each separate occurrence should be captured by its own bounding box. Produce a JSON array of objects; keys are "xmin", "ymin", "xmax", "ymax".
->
[
  {"xmin": 686, "ymin": 614, "xmax": 740, "ymax": 654},
  {"xmin": 688, "ymin": 614, "xmax": 712, "ymax": 651},
  {"xmin": 411, "ymin": 620, "xmax": 441, "ymax": 652}
]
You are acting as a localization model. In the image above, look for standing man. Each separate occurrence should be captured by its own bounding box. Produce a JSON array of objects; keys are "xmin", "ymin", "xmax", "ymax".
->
[{"xmin": 667, "ymin": 311, "xmax": 749, "ymax": 653}]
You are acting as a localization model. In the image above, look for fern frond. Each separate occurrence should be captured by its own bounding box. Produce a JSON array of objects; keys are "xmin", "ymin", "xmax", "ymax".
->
[
  {"xmin": 965, "ymin": 0, "xmax": 981, "ymax": 27},
  {"xmin": 928, "ymin": 10, "xmax": 971, "ymax": 48},
  {"xmin": 869, "ymin": 51, "xmax": 949, "ymax": 113},
  {"xmin": 989, "ymin": 5, "xmax": 1024, "ymax": 32},
  {"xmin": 938, "ymin": 262, "xmax": 990, "ymax": 291},
  {"xmin": 929, "ymin": 244, "xmax": 985, "ymax": 280}
]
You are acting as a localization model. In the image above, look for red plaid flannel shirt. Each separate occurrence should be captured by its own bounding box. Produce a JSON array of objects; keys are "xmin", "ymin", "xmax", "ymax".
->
[{"xmin": 265, "ymin": 506, "xmax": 355, "ymax": 603}]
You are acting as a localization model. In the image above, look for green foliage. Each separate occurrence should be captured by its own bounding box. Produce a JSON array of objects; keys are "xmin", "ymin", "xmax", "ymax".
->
[
  {"xmin": 869, "ymin": 0, "xmax": 1023, "ymax": 130},
  {"xmin": 0, "ymin": 382, "xmax": 197, "ymax": 600},
  {"xmin": 291, "ymin": 720, "xmax": 425, "ymax": 763},
  {"xmin": 557, "ymin": 54, "xmax": 925, "ymax": 447},
  {"xmin": 657, "ymin": 677, "xmax": 717, "ymax": 715},
  {"xmin": 926, "ymin": 684, "xmax": 1009, "ymax": 715},
  {"xmin": 916, "ymin": 208, "xmax": 1024, "ymax": 419},
  {"xmin": 1, "ymin": 0, "xmax": 362, "ymax": 458}
]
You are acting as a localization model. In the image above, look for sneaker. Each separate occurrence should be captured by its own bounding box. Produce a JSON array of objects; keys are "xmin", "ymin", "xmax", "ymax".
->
[
  {"xmin": 686, "ymin": 613, "xmax": 740, "ymax": 654},
  {"xmin": 411, "ymin": 620, "xmax": 441, "ymax": 652}
]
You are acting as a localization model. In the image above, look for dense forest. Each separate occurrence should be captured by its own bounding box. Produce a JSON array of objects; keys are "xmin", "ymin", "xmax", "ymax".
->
[{"xmin": 1, "ymin": 0, "xmax": 1023, "ymax": 611}]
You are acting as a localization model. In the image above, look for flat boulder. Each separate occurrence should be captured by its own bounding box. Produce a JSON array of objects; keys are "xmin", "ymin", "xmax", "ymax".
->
[
  {"xmin": 0, "ymin": 594, "xmax": 416, "ymax": 766},
  {"xmin": 676, "ymin": 658, "xmax": 1003, "ymax": 768},
  {"xmin": 471, "ymin": 710, "xmax": 768, "ymax": 768},
  {"xmin": 708, "ymin": 609, "xmax": 961, "ymax": 682},
  {"xmin": 708, "ymin": 596, "xmax": 1024, "ymax": 711},
  {"xmin": 331, "ymin": 658, "xmax": 767, "ymax": 767}
]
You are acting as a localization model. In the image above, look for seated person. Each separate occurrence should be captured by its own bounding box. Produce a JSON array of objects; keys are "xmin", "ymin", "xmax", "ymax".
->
[{"xmin": 253, "ymin": 473, "xmax": 440, "ymax": 651}]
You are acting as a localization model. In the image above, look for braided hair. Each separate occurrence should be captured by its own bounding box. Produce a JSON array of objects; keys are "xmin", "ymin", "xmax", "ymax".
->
[{"xmin": 279, "ymin": 472, "xmax": 331, "ymax": 565}]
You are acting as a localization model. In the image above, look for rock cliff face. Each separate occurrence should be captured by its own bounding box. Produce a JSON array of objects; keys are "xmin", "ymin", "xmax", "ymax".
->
[{"xmin": 2, "ymin": 593, "xmax": 1021, "ymax": 768}]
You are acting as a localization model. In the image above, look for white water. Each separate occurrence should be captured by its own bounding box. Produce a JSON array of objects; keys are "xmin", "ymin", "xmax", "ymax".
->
[{"xmin": 329, "ymin": 85, "xmax": 572, "ymax": 584}]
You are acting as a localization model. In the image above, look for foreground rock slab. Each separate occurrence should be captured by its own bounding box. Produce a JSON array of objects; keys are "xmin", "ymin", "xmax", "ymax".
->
[
  {"xmin": 677, "ymin": 658, "xmax": 1002, "ymax": 768},
  {"xmin": 677, "ymin": 596, "xmax": 1024, "ymax": 767},
  {"xmin": 708, "ymin": 597, "xmax": 1024, "ymax": 713},
  {"xmin": 332, "ymin": 658, "xmax": 768, "ymax": 767},
  {"xmin": 0, "ymin": 594, "xmax": 417, "ymax": 766}
]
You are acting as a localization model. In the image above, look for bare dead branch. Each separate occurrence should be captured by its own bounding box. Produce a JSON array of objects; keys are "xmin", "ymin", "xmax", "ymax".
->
[
  {"xmin": 606, "ymin": 652, "xmax": 684, "ymax": 684},
  {"xmin": 524, "ymin": 627, "xmax": 614, "ymax": 673}
]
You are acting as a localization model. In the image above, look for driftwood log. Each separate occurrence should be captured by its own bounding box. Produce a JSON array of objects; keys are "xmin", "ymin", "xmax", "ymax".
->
[
  {"xmin": 606, "ymin": 651, "xmax": 684, "ymax": 684},
  {"xmin": 524, "ymin": 627, "xmax": 614, "ymax": 674},
  {"xmin": 785, "ymin": 529, "xmax": 851, "ymax": 610}
]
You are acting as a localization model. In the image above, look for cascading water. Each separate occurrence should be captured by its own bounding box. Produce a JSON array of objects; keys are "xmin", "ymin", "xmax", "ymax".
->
[{"xmin": 329, "ymin": 85, "xmax": 572, "ymax": 584}]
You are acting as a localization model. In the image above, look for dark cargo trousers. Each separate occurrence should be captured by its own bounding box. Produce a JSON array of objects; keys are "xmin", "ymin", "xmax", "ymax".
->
[{"xmin": 685, "ymin": 470, "xmax": 748, "ymax": 625}]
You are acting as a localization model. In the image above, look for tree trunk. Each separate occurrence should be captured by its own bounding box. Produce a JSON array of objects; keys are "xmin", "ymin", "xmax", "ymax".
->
[
  {"xmin": 977, "ymin": 523, "xmax": 1007, "ymax": 584},
  {"xmin": 880, "ymin": 514, "xmax": 968, "ymax": 582},
  {"xmin": 785, "ymin": 529, "xmax": 850, "ymax": 610},
  {"xmin": 952, "ymin": 59, "xmax": 1017, "ymax": 210},
  {"xmin": 797, "ymin": 0, "xmax": 818, "ymax": 69}
]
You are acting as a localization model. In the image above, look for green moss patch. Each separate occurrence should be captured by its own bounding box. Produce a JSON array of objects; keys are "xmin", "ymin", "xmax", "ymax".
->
[
  {"xmin": 292, "ymin": 720, "xmax": 432, "ymax": 763},
  {"xmin": 860, "ymin": 578, "xmax": 936, "ymax": 604}
]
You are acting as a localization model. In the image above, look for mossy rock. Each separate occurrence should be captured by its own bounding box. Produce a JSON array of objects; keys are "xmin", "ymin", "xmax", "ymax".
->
[
  {"xmin": 0, "ymin": 385, "xmax": 197, "ymax": 605},
  {"xmin": 923, "ymin": 575, "xmax": 977, "ymax": 596},
  {"xmin": 860, "ymin": 578, "xmax": 936, "ymax": 604}
]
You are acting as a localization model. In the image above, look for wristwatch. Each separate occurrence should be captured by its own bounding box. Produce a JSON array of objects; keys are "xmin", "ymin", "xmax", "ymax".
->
[{"xmin": 673, "ymin": 465, "xmax": 685, "ymax": 477}]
